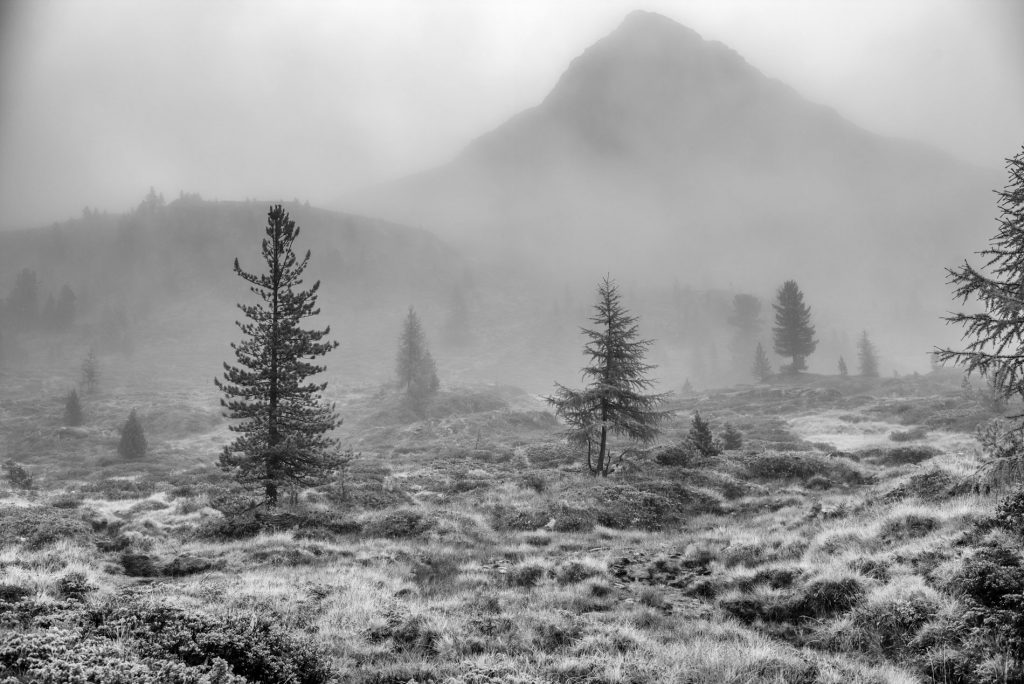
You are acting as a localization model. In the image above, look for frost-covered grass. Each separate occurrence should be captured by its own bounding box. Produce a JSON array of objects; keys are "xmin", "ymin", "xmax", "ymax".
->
[{"xmin": 1, "ymin": 363, "xmax": 1013, "ymax": 682}]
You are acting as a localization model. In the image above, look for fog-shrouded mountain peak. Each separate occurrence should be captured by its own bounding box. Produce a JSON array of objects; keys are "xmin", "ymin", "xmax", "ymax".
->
[{"xmin": 351, "ymin": 11, "xmax": 998, "ymax": 364}]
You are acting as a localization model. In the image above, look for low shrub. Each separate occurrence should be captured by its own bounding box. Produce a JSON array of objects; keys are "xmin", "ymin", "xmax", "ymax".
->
[
  {"xmin": 994, "ymin": 486, "xmax": 1024, "ymax": 536},
  {"xmin": 882, "ymin": 467, "xmax": 966, "ymax": 503},
  {"xmin": 0, "ymin": 584, "xmax": 32, "ymax": 604},
  {"xmin": 796, "ymin": 575, "xmax": 866, "ymax": 618},
  {"xmin": 858, "ymin": 446, "xmax": 940, "ymax": 467},
  {"xmin": 638, "ymin": 586, "xmax": 669, "ymax": 610},
  {"xmin": 89, "ymin": 598, "xmax": 334, "ymax": 683},
  {"xmin": 745, "ymin": 452, "xmax": 867, "ymax": 486},
  {"xmin": 367, "ymin": 614, "xmax": 441, "ymax": 654},
  {"xmin": 654, "ymin": 445, "xmax": 691, "ymax": 466},
  {"xmin": 411, "ymin": 550, "xmax": 463, "ymax": 593},
  {"xmin": 554, "ymin": 560, "xmax": 603, "ymax": 585},
  {"xmin": 889, "ymin": 426, "xmax": 928, "ymax": 442},
  {"xmin": 533, "ymin": 613, "xmax": 582, "ymax": 652},
  {"xmin": 162, "ymin": 555, "xmax": 215, "ymax": 577},
  {"xmin": 50, "ymin": 492, "xmax": 85, "ymax": 509},
  {"xmin": 519, "ymin": 473, "xmax": 546, "ymax": 493},
  {"xmin": 806, "ymin": 474, "xmax": 832, "ymax": 490},
  {"xmin": 877, "ymin": 512, "xmax": 941, "ymax": 544},
  {"xmin": 362, "ymin": 509, "xmax": 432, "ymax": 538},
  {"xmin": 548, "ymin": 504, "xmax": 594, "ymax": 533},
  {"xmin": 490, "ymin": 505, "xmax": 549, "ymax": 532},
  {"xmin": 507, "ymin": 562, "xmax": 546, "ymax": 588},
  {"xmin": 56, "ymin": 572, "xmax": 96, "ymax": 601},
  {"xmin": 0, "ymin": 505, "xmax": 92, "ymax": 549},
  {"xmin": 121, "ymin": 553, "xmax": 158, "ymax": 577},
  {"xmin": 592, "ymin": 483, "xmax": 683, "ymax": 530},
  {"xmin": 80, "ymin": 478, "xmax": 157, "ymax": 500},
  {"xmin": 2, "ymin": 461, "xmax": 34, "ymax": 490}
]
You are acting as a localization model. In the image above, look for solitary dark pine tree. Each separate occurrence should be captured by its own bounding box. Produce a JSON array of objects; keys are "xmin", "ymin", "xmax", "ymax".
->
[
  {"xmin": 857, "ymin": 330, "xmax": 880, "ymax": 377},
  {"xmin": 772, "ymin": 280, "xmax": 817, "ymax": 373},
  {"xmin": 940, "ymin": 146, "xmax": 1024, "ymax": 400},
  {"xmin": 838, "ymin": 356, "xmax": 849, "ymax": 377},
  {"xmin": 548, "ymin": 276, "xmax": 669, "ymax": 476},
  {"xmin": 752, "ymin": 341, "xmax": 772, "ymax": 382},
  {"xmin": 396, "ymin": 307, "xmax": 440, "ymax": 406},
  {"xmin": 63, "ymin": 389, "xmax": 83, "ymax": 427},
  {"xmin": 118, "ymin": 409, "xmax": 146, "ymax": 460},
  {"xmin": 216, "ymin": 205, "xmax": 341, "ymax": 506}
]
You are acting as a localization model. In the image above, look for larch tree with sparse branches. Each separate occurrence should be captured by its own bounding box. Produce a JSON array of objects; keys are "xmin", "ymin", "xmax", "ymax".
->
[
  {"xmin": 548, "ymin": 276, "xmax": 670, "ymax": 476},
  {"xmin": 940, "ymin": 146, "xmax": 1024, "ymax": 400},
  {"xmin": 216, "ymin": 205, "xmax": 341, "ymax": 507}
]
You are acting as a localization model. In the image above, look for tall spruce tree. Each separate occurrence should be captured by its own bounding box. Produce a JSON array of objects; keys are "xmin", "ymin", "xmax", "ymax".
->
[
  {"xmin": 752, "ymin": 341, "xmax": 772, "ymax": 382},
  {"xmin": 838, "ymin": 356, "xmax": 849, "ymax": 377},
  {"xmin": 772, "ymin": 280, "xmax": 817, "ymax": 373},
  {"xmin": 940, "ymin": 146, "xmax": 1024, "ymax": 400},
  {"xmin": 396, "ymin": 307, "xmax": 440, "ymax": 406},
  {"xmin": 216, "ymin": 205, "xmax": 341, "ymax": 506},
  {"xmin": 857, "ymin": 331, "xmax": 880, "ymax": 377},
  {"xmin": 548, "ymin": 276, "xmax": 669, "ymax": 476}
]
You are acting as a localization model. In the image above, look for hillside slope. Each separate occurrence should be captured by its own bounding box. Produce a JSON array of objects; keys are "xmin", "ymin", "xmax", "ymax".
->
[{"xmin": 353, "ymin": 11, "xmax": 999, "ymax": 353}]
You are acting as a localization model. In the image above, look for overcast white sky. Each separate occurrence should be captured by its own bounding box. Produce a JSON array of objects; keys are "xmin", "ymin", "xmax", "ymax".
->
[{"xmin": 0, "ymin": 0, "xmax": 1021, "ymax": 229}]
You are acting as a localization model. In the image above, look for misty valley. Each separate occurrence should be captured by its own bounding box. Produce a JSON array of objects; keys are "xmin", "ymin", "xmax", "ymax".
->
[{"xmin": 3, "ymin": 8, "xmax": 1024, "ymax": 684}]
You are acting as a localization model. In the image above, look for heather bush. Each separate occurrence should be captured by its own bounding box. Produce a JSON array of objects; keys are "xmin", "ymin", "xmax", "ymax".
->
[{"xmin": 0, "ymin": 505, "xmax": 92, "ymax": 549}]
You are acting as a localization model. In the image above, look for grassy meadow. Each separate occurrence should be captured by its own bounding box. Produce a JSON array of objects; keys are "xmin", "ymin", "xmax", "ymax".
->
[{"xmin": 1, "ymin": 344, "xmax": 1023, "ymax": 683}]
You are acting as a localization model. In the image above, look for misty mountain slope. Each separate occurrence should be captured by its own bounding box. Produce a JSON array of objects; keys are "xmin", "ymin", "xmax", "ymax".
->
[
  {"xmin": 0, "ymin": 197, "xmax": 465, "ymax": 306},
  {"xmin": 352, "ymin": 10, "xmax": 999, "ymax": 355},
  {"xmin": 0, "ymin": 198, "xmax": 470, "ymax": 385}
]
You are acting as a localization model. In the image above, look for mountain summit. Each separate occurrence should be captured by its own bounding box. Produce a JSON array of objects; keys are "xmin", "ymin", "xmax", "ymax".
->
[{"xmin": 352, "ymin": 12, "xmax": 996, "ymax": 351}]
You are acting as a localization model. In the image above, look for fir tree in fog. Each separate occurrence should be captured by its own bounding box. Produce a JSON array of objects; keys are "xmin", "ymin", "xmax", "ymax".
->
[
  {"xmin": 216, "ymin": 205, "xmax": 342, "ymax": 506},
  {"xmin": 838, "ymin": 356, "xmax": 849, "ymax": 377},
  {"xmin": 63, "ymin": 389, "xmax": 83, "ymax": 427},
  {"xmin": 752, "ymin": 342, "xmax": 772, "ymax": 382},
  {"xmin": 396, "ymin": 307, "xmax": 440, "ymax": 408},
  {"xmin": 857, "ymin": 331, "xmax": 880, "ymax": 378},
  {"xmin": 118, "ymin": 409, "xmax": 146, "ymax": 460},
  {"xmin": 772, "ymin": 280, "xmax": 817, "ymax": 373}
]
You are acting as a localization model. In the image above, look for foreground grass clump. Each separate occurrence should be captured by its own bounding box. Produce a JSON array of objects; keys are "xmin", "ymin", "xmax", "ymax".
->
[
  {"xmin": 0, "ymin": 505, "xmax": 93, "ymax": 549},
  {"xmin": 0, "ymin": 593, "xmax": 334, "ymax": 683}
]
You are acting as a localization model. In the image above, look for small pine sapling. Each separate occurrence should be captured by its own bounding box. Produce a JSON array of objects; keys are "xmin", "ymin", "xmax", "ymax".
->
[
  {"xmin": 686, "ymin": 411, "xmax": 721, "ymax": 457},
  {"xmin": 857, "ymin": 331, "xmax": 880, "ymax": 377},
  {"xmin": 838, "ymin": 356, "xmax": 848, "ymax": 377},
  {"xmin": 752, "ymin": 342, "xmax": 772, "ymax": 382},
  {"xmin": 118, "ymin": 409, "xmax": 147, "ymax": 460},
  {"xmin": 2, "ymin": 460, "xmax": 34, "ymax": 490},
  {"xmin": 63, "ymin": 389, "xmax": 83, "ymax": 426},
  {"xmin": 721, "ymin": 423, "xmax": 743, "ymax": 450}
]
